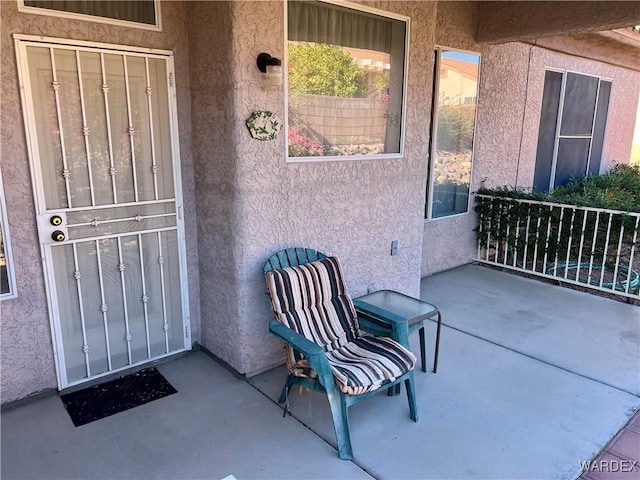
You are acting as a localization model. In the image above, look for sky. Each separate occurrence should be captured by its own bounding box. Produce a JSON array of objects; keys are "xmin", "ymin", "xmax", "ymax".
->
[{"xmin": 442, "ymin": 50, "xmax": 480, "ymax": 65}]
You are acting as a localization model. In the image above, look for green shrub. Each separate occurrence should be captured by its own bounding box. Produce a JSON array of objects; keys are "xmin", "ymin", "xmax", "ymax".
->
[
  {"xmin": 550, "ymin": 164, "xmax": 640, "ymax": 212},
  {"xmin": 288, "ymin": 43, "xmax": 367, "ymax": 98},
  {"xmin": 436, "ymin": 104, "xmax": 475, "ymax": 153},
  {"xmin": 478, "ymin": 164, "xmax": 640, "ymax": 212}
]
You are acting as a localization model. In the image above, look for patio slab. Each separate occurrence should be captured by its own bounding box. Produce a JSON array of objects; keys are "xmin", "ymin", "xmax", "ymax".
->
[
  {"xmin": 420, "ymin": 264, "xmax": 640, "ymax": 396},
  {"xmin": 2, "ymin": 264, "xmax": 639, "ymax": 479},
  {"xmin": 250, "ymin": 323, "xmax": 639, "ymax": 479},
  {"xmin": 1, "ymin": 353, "xmax": 371, "ymax": 480}
]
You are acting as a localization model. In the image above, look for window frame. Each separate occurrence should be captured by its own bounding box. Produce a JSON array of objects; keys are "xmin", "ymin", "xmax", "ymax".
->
[
  {"xmin": 538, "ymin": 68, "xmax": 612, "ymax": 192},
  {"xmin": 17, "ymin": 0, "xmax": 162, "ymax": 31},
  {"xmin": 426, "ymin": 46, "xmax": 481, "ymax": 221},
  {"xmin": 0, "ymin": 165, "xmax": 18, "ymax": 301},
  {"xmin": 284, "ymin": 0, "xmax": 410, "ymax": 163}
]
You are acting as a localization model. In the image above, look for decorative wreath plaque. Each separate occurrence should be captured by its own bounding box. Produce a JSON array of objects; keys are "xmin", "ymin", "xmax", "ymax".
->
[{"xmin": 246, "ymin": 111, "xmax": 283, "ymax": 141}]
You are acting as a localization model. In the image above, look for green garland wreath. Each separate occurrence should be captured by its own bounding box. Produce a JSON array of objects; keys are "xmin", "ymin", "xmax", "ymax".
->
[{"xmin": 246, "ymin": 111, "xmax": 282, "ymax": 141}]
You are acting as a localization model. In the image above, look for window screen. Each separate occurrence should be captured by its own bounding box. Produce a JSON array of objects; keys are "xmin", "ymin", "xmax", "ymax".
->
[
  {"xmin": 22, "ymin": 1, "xmax": 157, "ymax": 26},
  {"xmin": 533, "ymin": 71, "xmax": 611, "ymax": 192},
  {"xmin": 560, "ymin": 73, "xmax": 599, "ymax": 136},
  {"xmin": 589, "ymin": 80, "xmax": 611, "ymax": 175},
  {"xmin": 533, "ymin": 71, "xmax": 563, "ymax": 193}
]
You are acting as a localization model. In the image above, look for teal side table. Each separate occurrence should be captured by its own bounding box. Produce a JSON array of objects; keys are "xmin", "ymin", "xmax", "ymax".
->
[{"xmin": 353, "ymin": 289, "xmax": 442, "ymax": 373}]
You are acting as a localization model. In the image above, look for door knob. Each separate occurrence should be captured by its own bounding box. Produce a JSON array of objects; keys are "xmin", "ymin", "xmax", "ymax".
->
[
  {"xmin": 51, "ymin": 230, "xmax": 66, "ymax": 242},
  {"xmin": 50, "ymin": 215, "xmax": 63, "ymax": 226}
]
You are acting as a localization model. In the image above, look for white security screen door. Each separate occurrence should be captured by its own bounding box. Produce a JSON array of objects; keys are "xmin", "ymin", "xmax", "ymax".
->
[{"xmin": 15, "ymin": 36, "xmax": 190, "ymax": 389}]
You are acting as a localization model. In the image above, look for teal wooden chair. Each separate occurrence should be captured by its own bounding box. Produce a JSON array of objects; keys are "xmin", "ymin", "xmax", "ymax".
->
[{"xmin": 263, "ymin": 247, "xmax": 418, "ymax": 460}]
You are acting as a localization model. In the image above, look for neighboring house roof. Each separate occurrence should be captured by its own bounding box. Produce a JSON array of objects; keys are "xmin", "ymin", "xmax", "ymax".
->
[{"xmin": 441, "ymin": 57, "xmax": 479, "ymax": 81}]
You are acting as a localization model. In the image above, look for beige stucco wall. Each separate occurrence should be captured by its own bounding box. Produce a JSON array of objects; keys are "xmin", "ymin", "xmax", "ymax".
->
[
  {"xmin": 422, "ymin": 1, "xmax": 640, "ymax": 278},
  {"xmin": 189, "ymin": 0, "xmax": 436, "ymax": 376},
  {"xmin": 0, "ymin": 0, "xmax": 201, "ymax": 403},
  {"xmin": 477, "ymin": 1, "xmax": 640, "ymax": 43},
  {"xmin": 517, "ymin": 48, "xmax": 640, "ymax": 186},
  {"xmin": 2, "ymin": 0, "xmax": 638, "ymax": 401},
  {"xmin": 188, "ymin": 1, "xmax": 241, "ymax": 369},
  {"xmin": 423, "ymin": 2, "xmax": 529, "ymax": 276}
]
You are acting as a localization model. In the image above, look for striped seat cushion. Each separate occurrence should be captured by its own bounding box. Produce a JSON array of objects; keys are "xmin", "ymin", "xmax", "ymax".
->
[
  {"xmin": 265, "ymin": 257, "xmax": 416, "ymax": 395},
  {"xmin": 326, "ymin": 335, "xmax": 416, "ymax": 395}
]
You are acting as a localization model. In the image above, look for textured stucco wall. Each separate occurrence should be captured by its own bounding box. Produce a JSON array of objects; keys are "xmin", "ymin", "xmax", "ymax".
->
[
  {"xmin": 423, "ymin": 2, "xmax": 530, "ymax": 276},
  {"xmin": 533, "ymin": 31, "xmax": 640, "ymax": 73},
  {"xmin": 422, "ymin": 40, "xmax": 531, "ymax": 274},
  {"xmin": 188, "ymin": 2, "xmax": 242, "ymax": 370},
  {"xmin": 0, "ymin": 0, "xmax": 200, "ymax": 403},
  {"xmin": 4, "ymin": 0, "xmax": 638, "ymax": 401},
  {"xmin": 517, "ymin": 48, "xmax": 640, "ymax": 187},
  {"xmin": 189, "ymin": 1, "xmax": 436, "ymax": 376},
  {"xmin": 477, "ymin": 1, "xmax": 640, "ymax": 43},
  {"xmin": 422, "ymin": 1, "xmax": 640, "ymax": 278}
]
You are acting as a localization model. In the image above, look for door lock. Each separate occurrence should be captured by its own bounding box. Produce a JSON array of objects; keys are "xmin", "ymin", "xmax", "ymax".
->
[
  {"xmin": 50, "ymin": 215, "xmax": 63, "ymax": 226},
  {"xmin": 51, "ymin": 230, "xmax": 66, "ymax": 242}
]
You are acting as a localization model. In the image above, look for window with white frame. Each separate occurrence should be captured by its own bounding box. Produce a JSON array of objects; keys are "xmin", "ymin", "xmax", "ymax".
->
[
  {"xmin": 0, "ymin": 166, "xmax": 17, "ymax": 300},
  {"xmin": 18, "ymin": 1, "xmax": 160, "ymax": 30},
  {"xmin": 426, "ymin": 48, "xmax": 480, "ymax": 219},
  {"xmin": 533, "ymin": 70, "xmax": 611, "ymax": 192},
  {"xmin": 632, "ymin": 95, "xmax": 640, "ymax": 165},
  {"xmin": 286, "ymin": 0, "xmax": 408, "ymax": 161}
]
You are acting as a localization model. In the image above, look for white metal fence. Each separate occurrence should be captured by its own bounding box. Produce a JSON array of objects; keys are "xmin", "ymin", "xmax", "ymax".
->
[{"xmin": 475, "ymin": 194, "xmax": 640, "ymax": 300}]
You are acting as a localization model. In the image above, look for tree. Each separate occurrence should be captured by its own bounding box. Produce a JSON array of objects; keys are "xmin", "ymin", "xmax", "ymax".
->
[{"xmin": 288, "ymin": 43, "xmax": 366, "ymax": 98}]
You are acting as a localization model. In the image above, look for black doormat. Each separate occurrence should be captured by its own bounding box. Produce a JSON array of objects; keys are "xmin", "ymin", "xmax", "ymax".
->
[{"xmin": 60, "ymin": 368, "xmax": 177, "ymax": 427}]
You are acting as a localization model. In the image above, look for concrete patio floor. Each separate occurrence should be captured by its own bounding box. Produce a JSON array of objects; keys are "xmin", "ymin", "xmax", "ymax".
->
[{"xmin": 2, "ymin": 264, "xmax": 639, "ymax": 479}]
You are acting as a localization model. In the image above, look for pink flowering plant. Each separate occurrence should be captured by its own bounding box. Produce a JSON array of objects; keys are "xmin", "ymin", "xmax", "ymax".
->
[{"xmin": 288, "ymin": 126, "xmax": 324, "ymax": 157}]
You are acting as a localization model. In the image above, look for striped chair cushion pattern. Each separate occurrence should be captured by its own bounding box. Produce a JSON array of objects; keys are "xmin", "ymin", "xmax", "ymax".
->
[{"xmin": 265, "ymin": 257, "xmax": 416, "ymax": 395}]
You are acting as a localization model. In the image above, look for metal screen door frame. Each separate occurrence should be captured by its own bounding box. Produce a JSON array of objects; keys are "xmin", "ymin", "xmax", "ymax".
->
[{"xmin": 15, "ymin": 34, "xmax": 191, "ymax": 389}]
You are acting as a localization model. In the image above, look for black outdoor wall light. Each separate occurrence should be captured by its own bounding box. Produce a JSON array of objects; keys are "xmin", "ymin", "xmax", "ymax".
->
[{"xmin": 256, "ymin": 52, "xmax": 282, "ymax": 90}]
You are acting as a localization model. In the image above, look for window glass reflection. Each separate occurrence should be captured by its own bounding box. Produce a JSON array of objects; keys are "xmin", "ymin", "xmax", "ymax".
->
[
  {"xmin": 430, "ymin": 50, "xmax": 480, "ymax": 218},
  {"xmin": 287, "ymin": 0, "xmax": 407, "ymax": 159},
  {"xmin": 0, "ymin": 168, "xmax": 15, "ymax": 299},
  {"xmin": 0, "ymin": 224, "xmax": 8, "ymax": 295}
]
